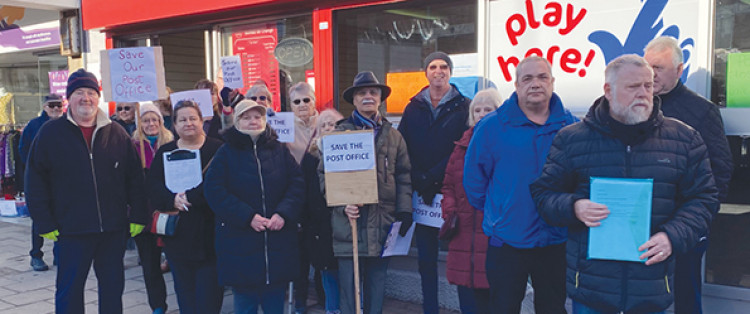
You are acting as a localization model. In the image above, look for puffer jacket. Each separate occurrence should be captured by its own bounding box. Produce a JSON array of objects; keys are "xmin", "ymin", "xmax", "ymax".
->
[
  {"xmin": 324, "ymin": 116, "xmax": 412, "ymax": 257},
  {"xmin": 204, "ymin": 126, "xmax": 304, "ymax": 289},
  {"xmin": 441, "ymin": 127, "xmax": 489, "ymax": 289},
  {"xmin": 530, "ymin": 96, "xmax": 718, "ymax": 312},
  {"xmin": 660, "ymin": 80, "xmax": 733, "ymax": 202}
]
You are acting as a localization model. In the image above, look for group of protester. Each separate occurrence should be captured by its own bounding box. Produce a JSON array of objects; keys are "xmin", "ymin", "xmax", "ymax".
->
[{"xmin": 23, "ymin": 35, "xmax": 730, "ymax": 314}]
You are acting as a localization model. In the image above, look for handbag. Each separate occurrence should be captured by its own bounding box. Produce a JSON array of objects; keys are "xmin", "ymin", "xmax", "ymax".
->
[
  {"xmin": 438, "ymin": 214, "xmax": 459, "ymax": 241},
  {"xmin": 150, "ymin": 211, "xmax": 180, "ymax": 236}
]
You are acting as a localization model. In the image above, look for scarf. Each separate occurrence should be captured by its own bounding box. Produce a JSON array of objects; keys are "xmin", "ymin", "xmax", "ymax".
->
[{"xmin": 351, "ymin": 110, "xmax": 382, "ymax": 138}]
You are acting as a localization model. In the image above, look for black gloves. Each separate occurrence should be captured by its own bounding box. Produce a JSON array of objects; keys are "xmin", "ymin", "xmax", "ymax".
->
[
  {"xmin": 220, "ymin": 87, "xmax": 244, "ymax": 108},
  {"xmin": 414, "ymin": 173, "xmax": 441, "ymax": 205},
  {"xmin": 395, "ymin": 212, "xmax": 413, "ymax": 237}
]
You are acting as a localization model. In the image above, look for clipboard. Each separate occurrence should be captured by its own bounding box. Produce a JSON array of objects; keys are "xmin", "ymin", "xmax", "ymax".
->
[{"xmin": 164, "ymin": 149, "xmax": 202, "ymax": 193}]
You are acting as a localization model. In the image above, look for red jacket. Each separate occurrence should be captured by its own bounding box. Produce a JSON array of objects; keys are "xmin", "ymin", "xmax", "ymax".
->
[{"xmin": 441, "ymin": 127, "xmax": 489, "ymax": 289}]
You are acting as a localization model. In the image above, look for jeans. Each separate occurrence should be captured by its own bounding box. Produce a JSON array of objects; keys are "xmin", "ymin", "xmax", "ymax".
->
[
  {"xmin": 134, "ymin": 232, "xmax": 167, "ymax": 311},
  {"xmin": 674, "ymin": 240, "xmax": 708, "ymax": 314},
  {"xmin": 338, "ymin": 257, "xmax": 389, "ymax": 314},
  {"xmin": 55, "ymin": 231, "xmax": 127, "ymax": 314},
  {"xmin": 295, "ymin": 239, "xmax": 311, "ymax": 311},
  {"xmin": 320, "ymin": 269, "xmax": 340, "ymax": 312},
  {"xmin": 486, "ymin": 242, "xmax": 566, "ymax": 314},
  {"xmin": 415, "ymin": 224, "xmax": 439, "ymax": 314},
  {"xmin": 572, "ymin": 300, "xmax": 665, "ymax": 314},
  {"xmin": 166, "ymin": 250, "xmax": 223, "ymax": 314},
  {"xmin": 233, "ymin": 285, "xmax": 285, "ymax": 314},
  {"xmin": 457, "ymin": 285, "xmax": 490, "ymax": 314}
]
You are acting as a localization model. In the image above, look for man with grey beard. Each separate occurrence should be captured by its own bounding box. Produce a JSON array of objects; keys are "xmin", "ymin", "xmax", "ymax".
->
[{"xmin": 530, "ymin": 54, "xmax": 718, "ymax": 313}]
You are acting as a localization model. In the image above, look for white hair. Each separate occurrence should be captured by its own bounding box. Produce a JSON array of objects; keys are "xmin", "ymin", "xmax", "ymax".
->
[{"xmin": 644, "ymin": 36, "xmax": 683, "ymax": 67}]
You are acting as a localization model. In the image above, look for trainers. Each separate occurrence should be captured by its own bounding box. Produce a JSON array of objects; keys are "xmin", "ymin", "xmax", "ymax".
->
[
  {"xmin": 31, "ymin": 257, "xmax": 49, "ymax": 271},
  {"xmin": 153, "ymin": 308, "xmax": 166, "ymax": 314}
]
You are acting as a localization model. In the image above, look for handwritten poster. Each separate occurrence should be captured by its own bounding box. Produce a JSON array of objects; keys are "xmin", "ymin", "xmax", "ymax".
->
[
  {"xmin": 232, "ymin": 24, "xmax": 281, "ymax": 112},
  {"xmin": 267, "ymin": 112, "xmax": 295, "ymax": 143},
  {"xmin": 221, "ymin": 56, "xmax": 244, "ymax": 89},
  {"xmin": 488, "ymin": 0, "xmax": 708, "ymax": 112},
  {"xmin": 48, "ymin": 70, "xmax": 68, "ymax": 99},
  {"xmin": 169, "ymin": 89, "xmax": 214, "ymax": 118},
  {"xmin": 726, "ymin": 52, "xmax": 750, "ymax": 108},
  {"xmin": 101, "ymin": 47, "xmax": 167, "ymax": 102},
  {"xmin": 412, "ymin": 193, "xmax": 444, "ymax": 228},
  {"xmin": 321, "ymin": 131, "xmax": 376, "ymax": 173}
]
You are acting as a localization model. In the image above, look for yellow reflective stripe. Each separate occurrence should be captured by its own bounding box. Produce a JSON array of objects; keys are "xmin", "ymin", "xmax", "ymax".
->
[
  {"xmin": 576, "ymin": 271, "xmax": 580, "ymax": 288},
  {"xmin": 665, "ymin": 275, "xmax": 671, "ymax": 293}
]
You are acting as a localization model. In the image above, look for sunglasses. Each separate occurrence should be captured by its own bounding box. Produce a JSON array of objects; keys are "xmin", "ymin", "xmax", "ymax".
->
[
  {"xmin": 292, "ymin": 98, "xmax": 312, "ymax": 105},
  {"xmin": 116, "ymin": 106, "xmax": 132, "ymax": 112},
  {"xmin": 249, "ymin": 96, "xmax": 268, "ymax": 101},
  {"xmin": 46, "ymin": 102, "xmax": 63, "ymax": 109}
]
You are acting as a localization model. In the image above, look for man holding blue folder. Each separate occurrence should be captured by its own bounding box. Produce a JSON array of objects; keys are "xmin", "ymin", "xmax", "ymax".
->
[{"xmin": 530, "ymin": 55, "xmax": 718, "ymax": 314}]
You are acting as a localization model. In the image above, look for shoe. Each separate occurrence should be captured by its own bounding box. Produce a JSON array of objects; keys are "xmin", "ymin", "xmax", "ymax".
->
[
  {"xmin": 295, "ymin": 306, "xmax": 306, "ymax": 314},
  {"xmin": 153, "ymin": 307, "xmax": 166, "ymax": 314},
  {"xmin": 31, "ymin": 257, "xmax": 49, "ymax": 271}
]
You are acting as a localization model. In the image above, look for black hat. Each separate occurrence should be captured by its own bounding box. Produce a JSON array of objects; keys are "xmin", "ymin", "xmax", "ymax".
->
[
  {"xmin": 342, "ymin": 71, "xmax": 391, "ymax": 104},
  {"xmin": 423, "ymin": 51, "xmax": 453, "ymax": 73},
  {"xmin": 43, "ymin": 94, "xmax": 62, "ymax": 104},
  {"xmin": 66, "ymin": 69, "xmax": 100, "ymax": 99}
]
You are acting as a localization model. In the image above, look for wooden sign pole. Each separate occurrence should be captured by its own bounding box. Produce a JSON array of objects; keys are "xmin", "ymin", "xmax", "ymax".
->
[{"xmin": 350, "ymin": 218, "xmax": 362, "ymax": 314}]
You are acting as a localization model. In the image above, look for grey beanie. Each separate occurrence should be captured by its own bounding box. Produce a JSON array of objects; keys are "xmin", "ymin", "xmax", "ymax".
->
[{"xmin": 423, "ymin": 51, "xmax": 453, "ymax": 73}]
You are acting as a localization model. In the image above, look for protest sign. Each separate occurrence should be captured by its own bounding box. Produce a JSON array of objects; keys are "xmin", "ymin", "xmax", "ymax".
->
[
  {"xmin": 48, "ymin": 70, "xmax": 68, "ymax": 98},
  {"xmin": 267, "ymin": 112, "xmax": 295, "ymax": 143},
  {"xmin": 101, "ymin": 47, "xmax": 167, "ymax": 102},
  {"xmin": 221, "ymin": 56, "xmax": 244, "ymax": 89},
  {"xmin": 412, "ymin": 193, "xmax": 444, "ymax": 228},
  {"xmin": 321, "ymin": 130, "xmax": 378, "ymax": 206},
  {"xmin": 169, "ymin": 89, "xmax": 214, "ymax": 118}
]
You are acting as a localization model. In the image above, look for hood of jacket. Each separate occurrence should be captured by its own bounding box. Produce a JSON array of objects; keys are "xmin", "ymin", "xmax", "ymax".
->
[{"xmin": 583, "ymin": 95, "xmax": 664, "ymax": 144}]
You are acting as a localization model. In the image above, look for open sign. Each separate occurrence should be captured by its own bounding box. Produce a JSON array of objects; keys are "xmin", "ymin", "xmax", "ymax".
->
[{"xmin": 274, "ymin": 37, "xmax": 313, "ymax": 67}]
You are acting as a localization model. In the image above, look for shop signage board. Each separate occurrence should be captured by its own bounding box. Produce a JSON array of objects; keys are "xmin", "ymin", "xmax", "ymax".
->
[
  {"xmin": 101, "ymin": 47, "xmax": 167, "ymax": 103},
  {"xmin": 487, "ymin": 0, "xmax": 709, "ymax": 112},
  {"xmin": 48, "ymin": 70, "xmax": 69, "ymax": 99},
  {"xmin": 274, "ymin": 37, "xmax": 314, "ymax": 67},
  {"xmin": 232, "ymin": 24, "xmax": 281, "ymax": 112},
  {"xmin": 220, "ymin": 56, "xmax": 244, "ymax": 89},
  {"xmin": 0, "ymin": 7, "xmax": 61, "ymax": 54},
  {"xmin": 169, "ymin": 89, "xmax": 214, "ymax": 118},
  {"xmin": 321, "ymin": 130, "xmax": 378, "ymax": 206}
]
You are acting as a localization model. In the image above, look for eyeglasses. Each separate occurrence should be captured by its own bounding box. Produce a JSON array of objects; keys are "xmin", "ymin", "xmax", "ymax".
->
[
  {"xmin": 116, "ymin": 106, "xmax": 132, "ymax": 112},
  {"xmin": 292, "ymin": 98, "xmax": 312, "ymax": 105},
  {"xmin": 249, "ymin": 96, "xmax": 268, "ymax": 101},
  {"xmin": 46, "ymin": 102, "xmax": 63, "ymax": 109}
]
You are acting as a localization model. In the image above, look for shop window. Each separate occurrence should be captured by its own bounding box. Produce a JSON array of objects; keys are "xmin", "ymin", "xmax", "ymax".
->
[
  {"xmin": 335, "ymin": 0, "xmax": 477, "ymax": 117},
  {"xmin": 220, "ymin": 15, "xmax": 313, "ymax": 113},
  {"xmin": 706, "ymin": 0, "xmax": 750, "ymax": 290}
]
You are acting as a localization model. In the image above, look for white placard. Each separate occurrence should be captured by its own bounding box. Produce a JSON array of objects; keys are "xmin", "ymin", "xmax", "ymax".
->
[
  {"xmin": 170, "ymin": 89, "xmax": 214, "ymax": 118},
  {"xmin": 0, "ymin": 201, "xmax": 17, "ymax": 217},
  {"xmin": 267, "ymin": 112, "xmax": 295, "ymax": 143},
  {"xmin": 381, "ymin": 221, "xmax": 415, "ymax": 257},
  {"xmin": 487, "ymin": 0, "xmax": 707, "ymax": 113},
  {"xmin": 107, "ymin": 47, "xmax": 159, "ymax": 102},
  {"xmin": 412, "ymin": 192, "xmax": 444, "ymax": 228},
  {"xmin": 163, "ymin": 149, "xmax": 203, "ymax": 193},
  {"xmin": 220, "ymin": 56, "xmax": 244, "ymax": 89},
  {"xmin": 321, "ymin": 131, "xmax": 376, "ymax": 173},
  {"xmin": 449, "ymin": 53, "xmax": 479, "ymax": 78}
]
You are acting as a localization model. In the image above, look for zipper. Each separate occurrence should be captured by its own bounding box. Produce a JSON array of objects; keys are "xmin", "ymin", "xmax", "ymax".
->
[
  {"xmin": 665, "ymin": 275, "xmax": 671, "ymax": 293},
  {"xmin": 620, "ymin": 263, "xmax": 628, "ymax": 309},
  {"xmin": 625, "ymin": 145, "xmax": 632, "ymax": 177},
  {"xmin": 575, "ymin": 271, "xmax": 579, "ymax": 288},
  {"xmin": 253, "ymin": 141, "xmax": 271, "ymax": 285},
  {"xmin": 82, "ymin": 125, "xmax": 104, "ymax": 233},
  {"xmin": 384, "ymin": 155, "xmax": 388, "ymax": 183}
]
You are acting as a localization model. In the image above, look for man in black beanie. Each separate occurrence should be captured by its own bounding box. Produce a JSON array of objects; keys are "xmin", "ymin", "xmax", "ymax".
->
[
  {"xmin": 26, "ymin": 68, "xmax": 149, "ymax": 314},
  {"xmin": 397, "ymin": 52, "xmax": 471, "ymax": 314}
]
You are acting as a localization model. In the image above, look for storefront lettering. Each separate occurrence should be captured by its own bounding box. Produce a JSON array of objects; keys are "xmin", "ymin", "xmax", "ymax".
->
[{"xmin": 505, "ymin": 0, "xmax": 587, "ymax": 46}]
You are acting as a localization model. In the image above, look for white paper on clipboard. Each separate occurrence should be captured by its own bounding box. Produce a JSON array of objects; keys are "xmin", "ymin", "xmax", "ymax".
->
[{"xmin": 164, "ymin": 149, "xmax": 202, "ymax": 193}]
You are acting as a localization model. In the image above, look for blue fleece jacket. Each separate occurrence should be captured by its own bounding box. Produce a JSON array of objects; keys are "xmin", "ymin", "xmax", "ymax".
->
[{"xmin": 463, "ymin": 92, "xmax": 578, "ymax": 248}]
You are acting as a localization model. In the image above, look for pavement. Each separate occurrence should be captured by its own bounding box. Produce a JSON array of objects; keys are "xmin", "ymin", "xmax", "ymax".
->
[{"xmin": 0, "ymin": 216, "xmax": 460, "ymax": 314}]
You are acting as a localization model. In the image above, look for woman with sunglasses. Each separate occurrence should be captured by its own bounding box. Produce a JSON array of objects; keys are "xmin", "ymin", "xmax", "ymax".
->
[
  {"xmin": 113, "ymin": 102, "xmax": 138, "ymax": 135},
  {"xmin": 245, "ymin": 82, "xmax": 274, "ymax": 110},
  {"xmin": 287, "ymin": 82, "xmax": 319, "ymax": 164},
  {"xmin": 146, "ymin": 100, "xmax": 224, "ymax": 313},
  {"xmin": 131, "ymin": 101, "xmax": 174, "ymax": 314}
]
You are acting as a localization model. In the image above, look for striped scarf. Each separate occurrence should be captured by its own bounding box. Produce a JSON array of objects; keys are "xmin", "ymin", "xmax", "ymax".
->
[{"xmin": 350, "ymin": 110, "xmax": 382, "ymax": 138}]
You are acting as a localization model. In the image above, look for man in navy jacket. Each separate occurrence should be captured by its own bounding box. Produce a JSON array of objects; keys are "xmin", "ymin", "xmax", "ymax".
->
[
  {"xmin": 26, "ymin": 69, "xmax": 148, "ymax": 314},
  {"xmin": 464, "ymin": 56, "xmax": 577, "ymax": 313},
  {"xmin": 397, "ymin": 52, "xmax": 470, "ymax": 314},
  {"xmin": 645, "ymin": 36, "xmax": 733, "ymax": 314}
]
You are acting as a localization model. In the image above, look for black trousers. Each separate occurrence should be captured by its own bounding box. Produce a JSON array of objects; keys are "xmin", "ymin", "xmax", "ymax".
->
[
  {"xmin": 673, "ymin": 240, "xmax": 708, "ymax": 314},
  {"xmin": 486, "ymin": 242, "xmax": 567, "ymax": 314},
  {"xmin": 134, "ymin": 232, "xmax": 168, "ymax": 311},
  {"xmin": 165, "ymin": 250, "xmax": 224, "ymax": 314}
]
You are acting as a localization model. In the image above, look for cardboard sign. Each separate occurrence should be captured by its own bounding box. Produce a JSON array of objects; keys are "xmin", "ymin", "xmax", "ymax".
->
[
  {"xmin": 322, "ymin": 130, "xmax": 378, "ymax": 206},
  {"xmin": 267, "ymin": 112, "xmax": 295, "ymax": 143},
  {"xmin": 488, "ymin": 0, "xmax": 707, "ymax": 112},
  {"xmin": 321, "ymin": 131, "xmax": 376, "ymax": 173},
  {"xmin": 412, "ymin": 192, "xmax": 444, "ymax": 228},
  {"xmin": 101, "ymin": 47, "xmax": 167, "ymax": 102},
  {"xmin": 169, "ymin": 89, "xmax": 214, "ymax": 118},
  {"xmin": 48, "ymin": 70, "xmax": 68, "ymax": 99},
  {"xmin": 220, "ymin": 56, "xmax": 244, "ymax": 89}
]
